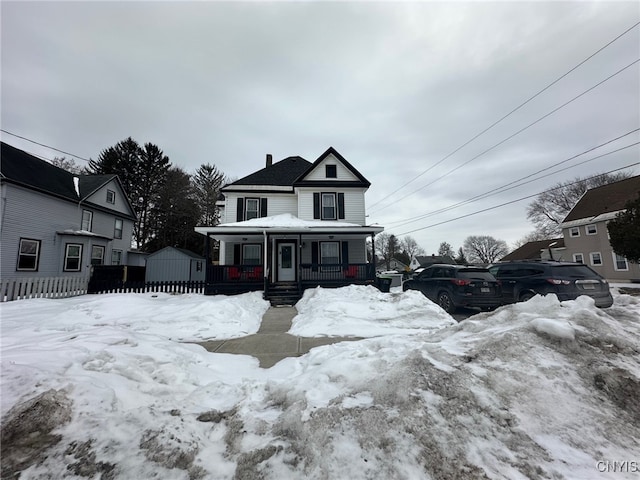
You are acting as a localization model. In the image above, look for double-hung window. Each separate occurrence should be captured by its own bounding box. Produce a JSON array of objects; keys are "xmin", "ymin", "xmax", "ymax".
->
[
  {"xmin": 322, "ymin": 193, "xmax": 337, "ymax": 220},
  {"xmin": 114, "ymin": 219, "xmax": 123, "ymax": 239},
  {"xmin": 613, "ymin": 253, "xmax": 629, "ymax": 271},
  {"xmin": 81, "ymin": 210, "xmax": 93, "ymax": 231},
  {"xmin": 590, "ymin": 252, "xmax": 602, "ymax": 266},
  {"xmin": 91, "ymin": 246, "xmax": 105, "ymax": 265},
  {"xmin": 586, "ymin": 224, "xmax": 597, "ymax": 235},
  {"xmin": 245, "ymin": 199, "xmax": 259, "ymax": 220},
  {"xmin": 243, "ymin": 244, "xmax": 261, "ymax": 265},
  {"xmin": 17, "ymin": 238, "xmax": 41, "ymax": 271},
  {"xmin": 111, "ymin": 249, "xmax": 123, "ymax": 265},
  {"xmin": 106, "ymin": 190, "xmax": 116, "ymax": 204},
  {"xmin": 320, "ymin": 242, "xmax": 340, "ymax": 271},
  {"xmin": 569, "ymin": 227, "xmax": 580, "ymax": 237},
  {"xmin": 64, "ymin": 244, "xmax": 83, "ymax": 271},
  {"xmin": 573, "ymin": 253, "xmax": 584, "ymax": 264}
]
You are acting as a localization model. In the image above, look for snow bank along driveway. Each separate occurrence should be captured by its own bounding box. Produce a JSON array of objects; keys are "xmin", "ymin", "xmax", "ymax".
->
[{"xmin": 1, "ymin": 287, "xmax": 639, "ymax": 479}]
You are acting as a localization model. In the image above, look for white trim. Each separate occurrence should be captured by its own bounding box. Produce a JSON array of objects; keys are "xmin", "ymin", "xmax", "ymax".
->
[
  {"xmin": 560, "ymin": 211, "xmax": 622, "ymax": 229},
  {"xmin": 612, "ymin": 252, "xmax": 629, "ymax": 271},
  {"xmin": 589, "ymin": 252, "xmax": 603, "ymax": 267},
  {"xmin": 223, "ymin": 185, "xmax": 293, "ymax": 192}
]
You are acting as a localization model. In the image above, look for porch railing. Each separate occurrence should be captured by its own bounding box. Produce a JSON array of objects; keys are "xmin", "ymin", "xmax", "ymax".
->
[
  {"xmin": 207, "ymin": 264, "xmax": 265, "ymax": 283},
  {"xmin": 299, "ymin": 263, "xmax": 374, "ymax": 282}
]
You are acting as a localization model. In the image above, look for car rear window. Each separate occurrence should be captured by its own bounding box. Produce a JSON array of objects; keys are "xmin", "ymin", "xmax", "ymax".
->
[
  {"xmin": 458, "ymin": 270, "xmax": 495, "ymax": 281},
  {"xmin": 551, "ymin": 265, "xmax": 600, "ymax": 278}
]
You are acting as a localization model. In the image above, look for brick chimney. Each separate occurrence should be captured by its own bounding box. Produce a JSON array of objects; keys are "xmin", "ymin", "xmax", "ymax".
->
[{"xmin": 266, "ymin": 154, "xmax": 272, "ymax": 167}]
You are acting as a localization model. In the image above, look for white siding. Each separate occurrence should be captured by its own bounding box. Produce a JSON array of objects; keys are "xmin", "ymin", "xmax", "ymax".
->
[
  {"xmin": 303, "ymin": 154, "xmax": 360, "ymax": 182},
  {"xmin": 84, "ymin": 179, "xmax": 133, "ymax": 217},
  {"xmin": 296, "ymin": 187, "xmax": 366, "ymax": 224},
  {"xmin": 221, "ymin": 192, "xmax": 297, "ymax": 224}
]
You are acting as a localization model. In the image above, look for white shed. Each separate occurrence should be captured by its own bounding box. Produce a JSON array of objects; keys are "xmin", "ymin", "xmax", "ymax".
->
[{"xmin": 145, "ymin": 247, "xmax": 206, "ymax": 282}]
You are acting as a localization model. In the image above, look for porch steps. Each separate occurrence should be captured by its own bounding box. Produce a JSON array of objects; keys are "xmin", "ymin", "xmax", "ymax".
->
[{"xmin": 266, "ymin": 282, "xmax": 302, "ymax": 306}]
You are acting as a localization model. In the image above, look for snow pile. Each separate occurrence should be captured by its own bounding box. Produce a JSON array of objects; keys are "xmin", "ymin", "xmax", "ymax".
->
[{"xmin": 1, "ymin": 288, "xmax": 639, "ymax": 479}]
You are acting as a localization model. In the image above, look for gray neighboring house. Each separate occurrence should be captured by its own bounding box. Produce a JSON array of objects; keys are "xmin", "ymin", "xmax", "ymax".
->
[
  {"xmin": 145, "ymin": 247, "xmax": 205, "ymax": 282},
  {"xmin": 500, "ymin": 238, "xmax": 566, "ymax": 262},
  {"xmin": 1, "ymin": 142, "xmax": 137, "ymax": 280},
  {"xmin": 560, "ymin": 175, "xmax": 640, "ymax": 282}
]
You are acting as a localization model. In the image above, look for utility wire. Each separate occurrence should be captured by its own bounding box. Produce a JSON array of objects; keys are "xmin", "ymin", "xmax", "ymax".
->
[
  {"xmin": 382, "ymin": 129, "xmax": 640, "ymax": 228},
  {"xmin": 368, "ymin": 21, "xmax": 640, "ymax": 211},
  {"xmin": 392, "ymin": 162, "xmax": 640, "ymax": 236},
  {"xmin": 370, "ymin": 57, "xmax": 640, "ymax": 215},
  {"xmin": 0, "ymin": 129, "xmax": 92, "ymax": 162}
]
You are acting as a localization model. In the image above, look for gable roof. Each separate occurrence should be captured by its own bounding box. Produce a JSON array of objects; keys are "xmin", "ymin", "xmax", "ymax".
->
[
  {"xmin": 563, "ymin": 175, "xmax": 640, "ymax": 222},
  {"xmin": 147, "ymin": 246, "xmax": 204, "ymax": 260},
  {"xmin": 226, "ymin": 156, "xmax": 312, "ymax": 188},
  {"xmin": 500, "ymin": 238, "xmax": 565, "ymax": 261},
  {"xmin": 293, "ymin": 147, "xmax": 371, "ymax": 188}
]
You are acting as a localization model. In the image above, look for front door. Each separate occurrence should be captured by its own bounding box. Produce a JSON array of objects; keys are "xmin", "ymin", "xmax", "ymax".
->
[{"xmin": 278, "ymin": 242, "xmax": 296, "ymax": 282}]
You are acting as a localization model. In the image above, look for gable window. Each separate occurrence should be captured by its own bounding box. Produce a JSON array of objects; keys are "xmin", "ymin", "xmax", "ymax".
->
[
  {"xmin": 17, "ymin": 238, "xmax": 41, "ymax": 271},
  {"xmin": 91, "ymin": 246, "xmax": 105, "ymax": 265},
  {"xmin": 569, "ymin": 227, "xmax": 580, "ymax": 237},
  {"xmin": 586, "ymin": 224, "xmax": 597, "ymax": 235},
  {"xmin": 322, "ymin": 193, "xmax": 337, "ymax": 220},
  {"xmin": 64, "ymin": 244, "xmax": 83, "ymax": 271},
  {"xmin": 613, "ymin": 253, "xmax": 629, "ymax": 271},
  {"xmin": 243, "ymin": 244, "xmax": 262, "ymax": 265},
  {"xmin": 111, "ymin": 249, "xmax": 122, "ymax": 265},
  {"xmin": 590, "ymin": 252, "xmax": 602, "ymax": 266},
  {"xmin": 245, "ymin": 198, "xmax": 259, "ymax": 220},
  {"xmin": 320, "ymin": 241, "xmax": 340, "ymax": 271},
  {"xmin": 114, "ymin": 218, "xmax": 123, "ymax": 239},
  {"xmin": 573, "ymin": 253, "xmax": 584, "ymax": 264},
  {"xmin": 81, "ymin": 210, "xmax": 93, "ymax": 231},
  {"xmin": 106, "ymin": 190, "xmax": 116, "ymax": 204},
  {"xmin": 325, "ymin": 165, "xmax": 337, "ymax": 178}
]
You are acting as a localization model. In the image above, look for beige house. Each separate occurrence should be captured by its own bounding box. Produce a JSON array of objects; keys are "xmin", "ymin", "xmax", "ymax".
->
[{"xmin": 560, "ymin": 176, "xmax": 640, "ymax": 282}]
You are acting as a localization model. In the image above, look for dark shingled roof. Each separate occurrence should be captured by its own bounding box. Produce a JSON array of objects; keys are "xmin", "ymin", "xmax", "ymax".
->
[
  {"xmin": 500, "ymin": 238, "xmax": 565, "ymax": 261},
  {"xmin": 563, "ymin": 176, "xmax": 640, "ymax": 222},
  {"xmin": 1, "ymin": 142, "xmax": 117, "ymax": 203},
  {"xmin": 228, "ymin": 156, "xmax": 312, "ymax": 187}
]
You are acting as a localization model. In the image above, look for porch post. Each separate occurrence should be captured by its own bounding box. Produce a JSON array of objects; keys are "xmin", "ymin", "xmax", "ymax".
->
[
  {"xmin": 371, "ymin": 232, "xmax": 376, "ymax": 280},
  {"xmin": 263, "ymin": 230, "xmax": 268, "ymax": 291},
  {"xmin": 205, "ymin": 233, "xmax": 211, "ymax": 283}
]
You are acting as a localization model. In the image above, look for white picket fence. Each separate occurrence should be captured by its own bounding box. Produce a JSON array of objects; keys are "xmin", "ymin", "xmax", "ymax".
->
[{"xmin": 0, "ymin": 276, "xmax": 90, "ymax": 302}]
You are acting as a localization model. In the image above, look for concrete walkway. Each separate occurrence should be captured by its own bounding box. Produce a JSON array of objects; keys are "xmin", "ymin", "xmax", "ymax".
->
[{"xmin": 197, "ymin": 306, "xmax": 363, "ymax": 368}]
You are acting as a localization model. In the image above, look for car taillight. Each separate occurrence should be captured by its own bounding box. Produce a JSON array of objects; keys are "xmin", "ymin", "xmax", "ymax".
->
[
  {"xmin": 546, "ymin": 278, "xmax": 570, "ymax": 285},
  {"xmin": 451, "ymin": 279, "xmax": 471, "ymax": 286}
]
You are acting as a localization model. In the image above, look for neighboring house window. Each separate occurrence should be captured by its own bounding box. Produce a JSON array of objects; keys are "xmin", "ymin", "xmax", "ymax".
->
[
  {"xmin": 114, "ymin": 219, "xmax": 123, "ymax": 239},
  {"xmin": 569, "ymin": 227, "xmax": 580, "ymax": 237},
  {"xmin": 64, "ymin": 244, "xmax": 83, "ymax": 271},
  {"xmin": 111, "ymin": 249, "xmax": 123, "ymax": 265},
  {"xmin": 586, "ymin": 224, "xmax": 597, "ymax": 235},
  {"xmin": 243, "ymin": 244, "xmax": 261, "ymax": 265},
  {"xmin": 320, "ymin": 241, "xmax": 340, "ymax": 271},
  {"xmin": 17, "ymin": 238, "xmax": 41, "ymax": 271},
  {"xmin": 81, "ymin": 210, "xmax": 93, "ymax": 231},
  {"xmin": 91, "ymin": 246, "xmax": 105, "ymax": 266},
  {"xmin": 322, "ymin": 193, "xmax": 337, "ymax": 220},
  {"xmin": 106, "ymin": 190, "xmax": 116, "ymax": 204},
  {"xmin": 245, "ymin": 198, "xmax": 259, "ymax": 220},
  {"xmin": 326, "ymin": 165, "xmax": 337, "ymax": 178},
  {"xmin": 613, "ymin": 253, "xmax": 629, "ymax": 271},
  {"xmin": 573, "ymin": 253, "xmax": 584, "ymax": 264},
  {"xmin": 590, "ymin": 252, "xmax": 602, "ymax": 266}
]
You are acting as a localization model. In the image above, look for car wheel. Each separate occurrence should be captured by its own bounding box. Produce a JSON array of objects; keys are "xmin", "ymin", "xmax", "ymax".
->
[
  {"xmin": 519, "ymin": 291, "xmax": 535, "ymax": 302},
  {"xmin": 437, "ymin": 291, "xmax": 456, "ymax": 313}
]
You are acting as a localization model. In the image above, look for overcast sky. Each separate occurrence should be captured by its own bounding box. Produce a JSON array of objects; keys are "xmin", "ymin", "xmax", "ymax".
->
[{"xmin": 2, "ymin": 1, "xmax": 639, "ymax": 255}]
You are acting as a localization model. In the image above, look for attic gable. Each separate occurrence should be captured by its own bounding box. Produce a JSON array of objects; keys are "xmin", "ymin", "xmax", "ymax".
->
[
  {"xmin": 563, "ymin": 176, "xmax": 640, "ymax": 222},
  {"xmin": 294, "ymin": 147, "xmax": 371, "ymax": 188}
]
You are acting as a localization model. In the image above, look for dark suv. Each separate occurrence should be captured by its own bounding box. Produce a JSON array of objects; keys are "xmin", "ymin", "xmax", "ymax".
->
[
  {"xmin": 402, "ymin": 264, "xmax": 502, "ymax": 313},
  {"xmin": 488, "ymin": 261, "xmax": 613, "ymax": 308}
]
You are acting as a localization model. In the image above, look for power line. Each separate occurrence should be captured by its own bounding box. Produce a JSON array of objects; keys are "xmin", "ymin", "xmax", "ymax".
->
[
  {"xmin": 368, "ymin": 21, "xmax": 640, "ymax": 211},
  {"xmin": 370, "ymin": 57, "xmax": 640, "ymax": 215},
  {"xmin": 382, "ymin": 129, "xmax": 640, "ymax": 228},
  {"xmin": 392, "ymin": 162, "xmax": 640, "ymax": 236},
  {"xmin": 0, "ymin": 129, "xmax": 92, "ymax": 162}
]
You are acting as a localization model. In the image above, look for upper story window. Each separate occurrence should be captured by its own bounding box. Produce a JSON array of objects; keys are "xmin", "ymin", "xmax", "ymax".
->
[
  {"xmin": 114, "ymin": 219, "xmax": 123, "ymax": 239},
  {"xmin": 106, "ymin": 190, "xmax": 116, "ymax": 204},
  {"xmin": 586, "ymin": 224, "xmax": 597, "ymax": 235},
  {"xmin": 81, "ymin": 210, "xmax": 93, "ymax": 231},
  {"xmin": 236, "ymin": 197, "xmax": 266, "ymax": 222},
  {"xmin": 325, "ymin": 165, "xmax": 337, "ymax": 178},
  {"xmin": 313, "ymin": 192, "xmax": 345, "ymax": 220},
  {"xmin": 569, "ymin": 227, "xmax": 580, "ymax": 237},
  {"xmin": 245, "ymin": 198, "xmax": 259, "ymax": 220},
  {"xmin": 17, "ymin": 238, "xmax": 41, "ymax": 271},
  {"xmin": 322, "ymin": 193, "xmax": 337, "ymax": 220}
]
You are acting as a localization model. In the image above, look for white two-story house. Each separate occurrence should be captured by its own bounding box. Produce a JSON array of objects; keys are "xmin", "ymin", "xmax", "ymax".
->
[{"xmin": 195, "ymin": 147, "xmax": 384, "ymax": 303}]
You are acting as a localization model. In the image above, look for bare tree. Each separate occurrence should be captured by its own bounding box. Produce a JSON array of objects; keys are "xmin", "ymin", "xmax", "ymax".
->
[
  {"xmin": 527, "ymin": 172, "xmax": 631, "ymax": 237},
  {"xmin": 401, "ymin": 235, "xmax": 425, "ymax": 261},
  {"xmin": 50, "ymin": 156, "xmax": 84, "ymax": 175},
  {"xmin": 463, "ymin": 235, "xmax": 509, "ymax": 264}
]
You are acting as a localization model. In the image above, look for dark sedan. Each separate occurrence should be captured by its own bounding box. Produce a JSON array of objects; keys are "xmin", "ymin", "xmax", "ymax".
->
[{"xmin": 402, "ymin": 264, "xmax": 502, "ymax": 313}]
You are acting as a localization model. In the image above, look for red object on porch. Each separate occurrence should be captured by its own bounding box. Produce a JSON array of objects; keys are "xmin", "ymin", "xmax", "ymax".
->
[
  {"xmin": 248, "ymin": 266, "xmax": 263, "ymax": 280},
  {"xmin": 228, "ymin": 267, "xmax": 241, "ymax": 280},
  {"xmin": 345, "ymin": 265, "xmax": 358, "ymax": 278}
]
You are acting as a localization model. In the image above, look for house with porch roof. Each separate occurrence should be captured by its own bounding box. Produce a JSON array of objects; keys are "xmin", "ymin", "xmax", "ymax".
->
[{"xmin": 195, "ymin": 147, "xmax": 384, "ymax": 304}]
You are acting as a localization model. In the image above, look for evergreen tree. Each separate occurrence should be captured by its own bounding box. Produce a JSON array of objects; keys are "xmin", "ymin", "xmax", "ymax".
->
[
  {"xmin": 438, "ymin": 242, "xmax": 455, "ymax": 258},
  {"xmin": 454, "ymin": 247, "xmax": 468, "ymax": 265},
  {"xmin": 607, "ymin": 196, "xmax": 640, "ymax": 263},
  {"xmin": 192, "ymin": 163, "xmax": 226, "ymax": 226}
]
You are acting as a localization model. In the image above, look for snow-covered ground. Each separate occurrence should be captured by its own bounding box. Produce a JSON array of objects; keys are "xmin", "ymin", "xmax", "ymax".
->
[{"xmin": 1, "ymin": 286, "xmax": 639, "ymax": 479}]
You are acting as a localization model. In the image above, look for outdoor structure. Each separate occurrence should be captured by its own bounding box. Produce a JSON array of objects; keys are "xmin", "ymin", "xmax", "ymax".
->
[
  {"xmin": 376, "ymin": 257, "xmax": 409, "ymax": 272},
  {"xmin": 195, "ymin": 147, "xmax": 384, "ymax": 303},
  {"xmin": 409, "ymin": 255, "xmax": 456, "ymax": 270},
  {"xmin": 559, "ymin": 175, "xmax": 640, "ymax": 282},
  {"xmin": 0, "ymin": 142, "xmax": 137, "ymax": 280},
  {"xmin": 500, "ymin": 238, "xmax": 565, "ymax": 262},
  {"xmin": 145, "ymin": 247, "xmax": 205, "ymax": 282}
]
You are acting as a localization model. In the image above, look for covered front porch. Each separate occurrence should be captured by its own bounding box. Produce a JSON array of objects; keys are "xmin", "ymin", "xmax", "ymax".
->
[{"xmin": 195, "ymin": 216, "xmax": 383, "ymax": 303}]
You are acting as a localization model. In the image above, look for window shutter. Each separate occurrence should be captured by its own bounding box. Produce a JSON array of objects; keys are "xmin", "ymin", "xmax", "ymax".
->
[
  {"xmin": 313, "ymin": 193, "xmax": 320, "ymax": 219},
  {"xmin": 236, "ymin": 198, "xmax": 244, "ymax": 222},
  {"xmin": 342, "ymin": 241, "xmax": 349, "ymax": 267},
  {"xmin": 260, "ymin": 198, "xmax": 268, "ymax": 218},
  {"xmin": 233, "ymin": 244, "xmax": 241, "ymax": 264},
  {"xmin": 311, "ymin": 241, "xmax": 319, "ymax": 272},
  {"xmin": 338, "ymin": 193, "xmax": 345, "ymax": 219}
]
